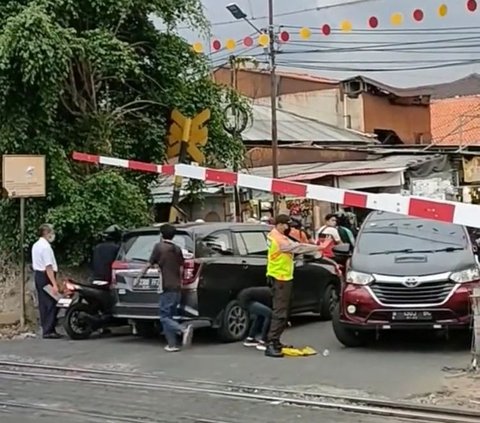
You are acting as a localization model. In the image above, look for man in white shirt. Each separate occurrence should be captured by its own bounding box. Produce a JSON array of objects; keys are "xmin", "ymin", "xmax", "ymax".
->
[
  {"xmin": 31, "ymin": 224, "xmax": 61, "ymax": 339},
  {"xmin": 316, "ymin": 213, "xmax": 342, "ymax": 258}
]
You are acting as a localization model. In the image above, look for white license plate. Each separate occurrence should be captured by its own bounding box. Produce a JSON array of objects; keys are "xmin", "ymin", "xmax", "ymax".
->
[
  {"xmin": 133, "ymin": 278, "xmax": 160, "ymax": 290},
  {"xmin": 57, "ymin": 298, "xmax": 73, "ymax": 307}
]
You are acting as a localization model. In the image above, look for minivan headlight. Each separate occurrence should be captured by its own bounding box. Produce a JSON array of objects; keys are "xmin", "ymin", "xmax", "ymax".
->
[
  {"xmin": 450, "ymin": 266, "xmax": 480, "ymax": 284},
  {"xmin": 346, "ymin": 270, "xmax": 374, "ymax": 286}
]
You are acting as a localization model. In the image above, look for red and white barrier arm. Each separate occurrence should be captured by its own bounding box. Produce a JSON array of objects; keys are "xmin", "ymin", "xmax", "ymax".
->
[{"xmin": 72, "ymin": 151, "xmax": 480, "ymax": 229}]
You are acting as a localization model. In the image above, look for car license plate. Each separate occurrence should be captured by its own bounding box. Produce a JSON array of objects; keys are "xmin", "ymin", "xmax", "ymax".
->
[
  {"xmin": 57, "ymin": 298, "xmax": 73, "ymax": 308},
  {"xmin": 133, "ymin": 278, "xmax": 160, "ymax": 290},
  {"xmin": 391, "ymin": 311, "xmax": 433, "ymax": 321}
]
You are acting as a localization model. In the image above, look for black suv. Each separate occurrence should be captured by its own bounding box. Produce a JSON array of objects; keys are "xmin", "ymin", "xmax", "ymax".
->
[{"xmin": 112, "ymin": 223, "xmax": 340, "ymax": 341}]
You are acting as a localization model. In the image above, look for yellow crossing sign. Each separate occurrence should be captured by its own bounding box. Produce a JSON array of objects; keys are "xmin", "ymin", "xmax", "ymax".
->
[{"xmin": 166, "ymin": 109, "xmax": 210, "ymax": 164}]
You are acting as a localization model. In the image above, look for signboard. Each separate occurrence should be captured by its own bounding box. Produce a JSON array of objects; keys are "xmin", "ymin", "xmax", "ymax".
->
[
  {"xmin": 2, "ymin": 155, "xmax": 46, "ymax": 198},
  {"xmin": 463, "ymin": 157, "xmax": 480, "ymax": 183}
]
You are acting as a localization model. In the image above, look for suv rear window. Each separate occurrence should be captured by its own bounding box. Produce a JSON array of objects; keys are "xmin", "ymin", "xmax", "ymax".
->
[
  {"xmin": 120, "ymin": 232, "xmax": 193, "ymax": 261},
  {"xmin": 357, "ymin": 214, "xmax": 468, "ymax": 255}
]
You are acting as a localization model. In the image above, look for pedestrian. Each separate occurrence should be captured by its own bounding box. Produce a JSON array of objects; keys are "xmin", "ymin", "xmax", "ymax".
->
[
  {"xmin": 265, "ymin": 215, "xmax": 320, "ymax": 357},
  {"xmin": 316, "ymin": 213, "xmax": 342, "ymax": 258},
  {"xmin": 137, "ymin": 224, "xmax": 193, "ymax": 352},
  {"xmin": 288, "ymin": 216, "xmax": 312, "ymax": 244},
  {"xmin": 238, "ymin": 286, "xmax": 272, "ymax": 351},
  {"xmin": 31, "ymin": 224, "xmax": 62, "ymax": 339},
  {"xmin": 336, "ymin": 213, "xmax": 355, "ymax": 248}
]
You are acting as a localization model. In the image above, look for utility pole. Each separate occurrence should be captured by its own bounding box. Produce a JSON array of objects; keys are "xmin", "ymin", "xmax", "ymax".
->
[
  {"xmin": 268, "ymin": 0, "xmax": 279, "ymax": 216},
  {"xmin": 229, "ymin": 55, "xmax": 242, "ymax": 222}
]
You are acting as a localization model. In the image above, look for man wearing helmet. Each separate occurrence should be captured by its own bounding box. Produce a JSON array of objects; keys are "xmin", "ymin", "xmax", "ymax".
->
[{"xmin": 91, "ymin": 225, "xmax": 122, "ymax": 284}]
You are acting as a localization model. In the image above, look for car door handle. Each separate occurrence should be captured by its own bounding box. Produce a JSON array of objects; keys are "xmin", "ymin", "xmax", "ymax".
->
[{"xmin": 241, "ymin": 260, "xmax": 249, "ymax": 269}]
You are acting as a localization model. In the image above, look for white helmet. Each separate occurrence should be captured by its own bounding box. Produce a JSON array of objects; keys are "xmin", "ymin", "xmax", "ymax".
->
[{"xmin": 195, "ymin": 219, "xmax": 205, "ymax": 223}]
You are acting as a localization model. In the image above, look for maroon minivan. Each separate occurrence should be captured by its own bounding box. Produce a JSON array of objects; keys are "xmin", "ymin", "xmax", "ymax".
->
[{"xmin": 332, "ymin": 211, "xmax": 480, "ymax": 347}]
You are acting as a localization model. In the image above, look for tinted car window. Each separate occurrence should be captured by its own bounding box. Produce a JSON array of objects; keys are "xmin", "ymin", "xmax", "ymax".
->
[
  {"xmin": 239, "ymin": 231, "xmax": 268, "ymax": 255},
  {"xmin": 196, "ymin": 231, "xmax": 234, "ymax": 257},
  {"xmin": 121, "ymin": 232, "xmax": 193, "ymax": 261},
  {"xmin": 357, "ymin": 215, "xmax": 468, "ymax": 255}
]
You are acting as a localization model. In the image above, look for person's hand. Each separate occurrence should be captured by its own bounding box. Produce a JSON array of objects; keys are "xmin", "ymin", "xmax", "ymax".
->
[{"xmin": 51, "ymin": 284, "xmax": 59, "ymax": 295}]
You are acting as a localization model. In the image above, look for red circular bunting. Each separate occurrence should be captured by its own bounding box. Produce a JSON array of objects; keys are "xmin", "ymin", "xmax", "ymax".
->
[
  {"xmin": 243, "ymin": 36, "xmax": 253, "ymax": 47},
  {"xmin": 467, "ymin": 0, "xmax": 477, "ymax": 12},
  {"xmin": 279, "ymin": 31, "xmax": 290, "ymax": 42},
  {"xmin": 368, "ymin": 16, "xmax": 378, "ymax": 28},
  {"xmin": 321, "ymin": 24, "xmax": 331, "ymax": 36},
  {"xmin": 212, "ymin": 39, "xmax": 221, "ymax": 51},
  {"xmin": 413, "ymin": 9, "xmax": 424, "ymax": 21}
]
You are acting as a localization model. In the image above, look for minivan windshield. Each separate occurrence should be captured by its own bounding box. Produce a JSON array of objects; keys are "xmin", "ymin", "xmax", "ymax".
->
[
  {"xmin": 121, "ymin": 232, "xmax": 193, "ymax": 261},
  {"xmin": 356, "ymin": 214, "xmax": 468, "ymax": 255}
]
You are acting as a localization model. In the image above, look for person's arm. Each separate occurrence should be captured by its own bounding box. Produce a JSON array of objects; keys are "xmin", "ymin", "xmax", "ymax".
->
[
  {"xmin": 137, "ymin": 245, "xmax": 158, "ymax": 279},
  {"xmin": 278, "ymin": 238, "xmax": 320, "ymax": 255},
  {"xmin": 45, "ymin": 265, "xmax": 59, "ymax": 293}
]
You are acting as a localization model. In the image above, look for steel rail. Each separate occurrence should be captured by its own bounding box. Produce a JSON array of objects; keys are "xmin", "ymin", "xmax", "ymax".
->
[
  {"xmin": 0, "ymin": 360, "xmax": 478, "ymax": 420},
  {"xmin": 0, "ymin": 368, "xmax": 477, "ymax": 423}
]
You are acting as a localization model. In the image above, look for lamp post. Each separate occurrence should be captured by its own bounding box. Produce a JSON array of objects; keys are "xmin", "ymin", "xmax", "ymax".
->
[{"xmin": 226, "ymin": 2, "xmax": 279, "ymax": 215}]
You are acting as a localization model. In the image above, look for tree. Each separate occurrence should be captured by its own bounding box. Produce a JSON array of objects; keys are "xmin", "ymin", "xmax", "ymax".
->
[{"xmin": 0, "ymin": 0, "xmax": 247, "ymax": 264}]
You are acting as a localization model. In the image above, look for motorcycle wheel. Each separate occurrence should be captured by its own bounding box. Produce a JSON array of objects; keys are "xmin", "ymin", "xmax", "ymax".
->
[{"xmin": 63, "ymin": 303, "xmax": 94, "ymax": 340}]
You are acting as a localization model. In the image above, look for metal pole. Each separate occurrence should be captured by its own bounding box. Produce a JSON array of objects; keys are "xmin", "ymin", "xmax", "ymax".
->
[
  {"xmin": 19, "ymin": 197, "xmax": 26, "ymax": 328},
  {"xmin": 268, "ymin": 0, "xmax": 279, "ymax": 216},
  {"xmin": 169, "ymin": 119, "xmax": 191, "ymax": 223},
  {"xmin": 229, "ymin": 55, "xmax": 242, "ymax": 222}
]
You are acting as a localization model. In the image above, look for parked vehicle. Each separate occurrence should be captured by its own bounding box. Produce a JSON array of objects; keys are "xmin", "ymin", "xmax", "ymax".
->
[
  {"xmin": 332, "ymin": 211, "xmax": 480, "ymax": 347},
  {"xmin": 111, "ymin": 223, "xmax": 341, "ymax": 342},
  {"xmin": 58, "ymin": 279, "xmax": 124, "ymax": 340}
]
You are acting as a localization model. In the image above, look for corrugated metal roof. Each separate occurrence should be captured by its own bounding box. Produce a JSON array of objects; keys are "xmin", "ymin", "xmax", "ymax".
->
[
  {"xmin": 242, "ymin": 104, "xmax": 376, "ymax": 144},
  {"xmin": 243, "ymin": 155, "xmax": 442, "ymax": 181}
]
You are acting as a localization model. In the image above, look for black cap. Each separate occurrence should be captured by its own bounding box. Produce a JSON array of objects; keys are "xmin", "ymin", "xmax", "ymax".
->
[{"xmin": 274, "ymin": 214, "xmax": 290, "ymax": 225}]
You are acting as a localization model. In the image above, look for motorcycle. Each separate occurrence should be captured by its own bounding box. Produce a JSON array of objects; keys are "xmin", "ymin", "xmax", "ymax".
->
[{"xmin": 57, "ymin": 279, "xmax": 122, "ymax": 340}]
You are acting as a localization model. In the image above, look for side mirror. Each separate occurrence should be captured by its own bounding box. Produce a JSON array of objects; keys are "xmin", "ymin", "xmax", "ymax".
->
[{"xmin": 333, "ymin": 243, "xmax": 351, "ymax": 257}]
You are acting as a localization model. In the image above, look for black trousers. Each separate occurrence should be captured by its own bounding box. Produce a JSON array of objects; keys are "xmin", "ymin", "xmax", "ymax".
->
[
  {"xmin": 266, "ymin": 278, "xmax": 293, "ymax": 345},
  {"xmin": 34, "ymin": 271, "xmax": 58, "ymax": 335}
]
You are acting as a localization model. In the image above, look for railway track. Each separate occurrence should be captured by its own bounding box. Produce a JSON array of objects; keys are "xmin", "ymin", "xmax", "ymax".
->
[{"xmin": 0, "ymin": 360, "xmax": 477, "ymax": 423}]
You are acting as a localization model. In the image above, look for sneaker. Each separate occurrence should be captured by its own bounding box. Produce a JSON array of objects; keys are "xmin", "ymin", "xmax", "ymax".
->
[
  {"xmin": 182, "ymin": 324, "xmax": 193, "ymax": 347},
  {"xmin": 243, "ymin": 337, "xmax": 258, "ymax": 347},
  {"xmin": 264, "ymin": 343, "xmax": 284, "ymax": 358},
  {"xmin": 256, "ymin": 340, "xmax": 267, "ymax": 351},
  {"xmin": 164, "ymin": 345, "xmax": 180, "ymax": 353}
]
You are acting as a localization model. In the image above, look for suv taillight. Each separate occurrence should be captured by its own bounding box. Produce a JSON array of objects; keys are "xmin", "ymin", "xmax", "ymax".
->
[
  {"xmin": 183, "ymin": 259, "xmax": 196, "ymax": 285},
  {"xmin": 111, "ymin": 260, "xmax": 129, "ymax": 287}
]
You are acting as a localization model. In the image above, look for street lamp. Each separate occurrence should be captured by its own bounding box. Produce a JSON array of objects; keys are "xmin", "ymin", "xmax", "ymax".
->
[{"xmin": 226, "ymin": 2, "xmax": 279, "ymax": 216}]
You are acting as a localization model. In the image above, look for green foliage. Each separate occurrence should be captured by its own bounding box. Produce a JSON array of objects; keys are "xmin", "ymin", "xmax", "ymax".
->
[{"xmin": 0, "ymin": 0, "xmax": 247, "ymax": 264}]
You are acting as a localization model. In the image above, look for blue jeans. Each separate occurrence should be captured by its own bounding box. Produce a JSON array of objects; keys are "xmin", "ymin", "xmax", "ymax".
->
[
  {"xmin": 159, "ymin": 291, "xmax": 183, "ymax": 347},
  {"xmin": 247, "ymin": 301, "xmax": 272, "ymax": 341}
]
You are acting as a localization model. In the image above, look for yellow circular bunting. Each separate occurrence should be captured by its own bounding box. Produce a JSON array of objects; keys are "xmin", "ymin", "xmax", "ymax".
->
[
  {"xmin": 258, "ymin": 33, "xmax": 270, "ymax": 47},
  {"xmin": 192, "ymin": 42, "xmax": 203, "ymax": 53},
  {"xmin": 340, "ymin": 20, "xmax": 353, "ymax": 32},
  {"xmin": 438, "ymin": 4, "xmax": 448, "ymax": 17},
  {"xmin": 225, "ymin": 38, "xmax": 236, "ymax": 50},
  {"xmin": 299, "ymin": 27, "xmax": 312, "ymax": 39},
  {"xmin": 390, "ymin": 12, "xmax": 404, "ymax": 26}
]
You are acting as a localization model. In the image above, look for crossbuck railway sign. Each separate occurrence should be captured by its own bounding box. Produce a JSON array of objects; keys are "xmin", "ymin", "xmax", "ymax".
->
[{"xmin": 72, "ymin": 151, "xmax": 480, "ymax": 229}]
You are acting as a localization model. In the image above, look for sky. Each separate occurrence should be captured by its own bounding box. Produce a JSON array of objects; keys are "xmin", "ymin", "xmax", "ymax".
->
[{"xmin": 157, "ymin": 0, "xmax": 480, "ymax": 88}]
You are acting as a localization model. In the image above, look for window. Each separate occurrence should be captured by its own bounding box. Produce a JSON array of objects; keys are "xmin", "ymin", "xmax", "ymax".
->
[
  {"xmin": 122, "ymin": 232, "xmax": 193, "ymax": 261},
  {"xmin": 357, "ymin": 214, "xmax": 467, "ymax": 255},
  {"xmin": 238, "ymin": 232, "xmax": 268, "ymax": 255},
  {"xmin": 196, "ymin": 231, "xmax": 234, "ymax": 257}
]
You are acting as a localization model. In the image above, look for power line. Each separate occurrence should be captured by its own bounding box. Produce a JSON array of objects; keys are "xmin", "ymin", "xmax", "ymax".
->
[{"xmin": 179, "ymin": 0, "xmax": 383, "ymax": 30}]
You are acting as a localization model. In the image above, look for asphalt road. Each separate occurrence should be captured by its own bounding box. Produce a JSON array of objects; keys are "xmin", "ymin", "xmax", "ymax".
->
[
  {"xmin": 0, "ymin": 316, "xmax": 471, "ymax": 400},
  {"xmin": 0, "ymin": 374, "xmax": 410, "ymax": 423}
]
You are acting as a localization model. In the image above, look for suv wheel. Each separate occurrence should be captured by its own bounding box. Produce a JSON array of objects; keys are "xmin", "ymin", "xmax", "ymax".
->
[
  {"xmin": 319, "ymin": 283, "xmax": 338, "ymax": 320},
  {"xmin": 218, "ymin": 300, "xmax": 249, "ymax": 342},
  {"xmin": 134, "ymin": 320, "xmax": 158, "ymax": 339},
  {"xmin": 332, "ymin": 304, "xmax": 367, "ymax": 348}
]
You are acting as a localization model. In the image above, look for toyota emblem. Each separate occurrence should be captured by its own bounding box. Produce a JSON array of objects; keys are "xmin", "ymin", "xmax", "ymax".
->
[{"xmin": 403, "ymin": 277, "xmax": 420, "ymax": 288}]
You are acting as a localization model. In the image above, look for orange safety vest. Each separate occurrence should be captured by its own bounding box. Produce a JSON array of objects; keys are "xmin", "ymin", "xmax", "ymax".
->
[{"xmin": 267, "ymin": 229, "xmax": 294, "ymax": 282}]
